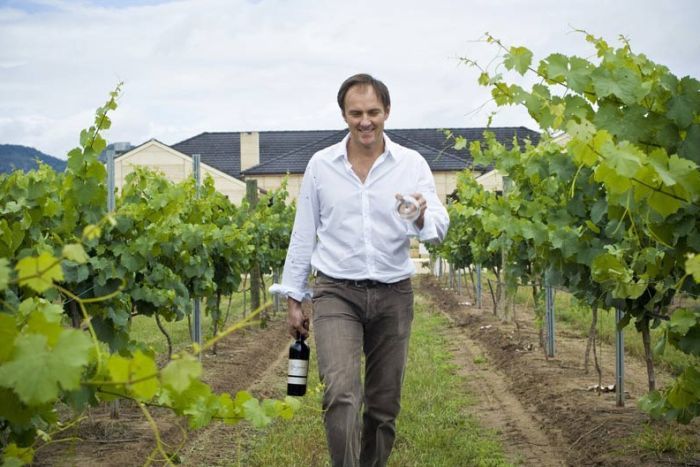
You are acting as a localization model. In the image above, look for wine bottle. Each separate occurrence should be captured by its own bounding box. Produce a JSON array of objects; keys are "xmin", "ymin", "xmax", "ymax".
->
[{"xmin": 287, "ymin": 333, "xmax": 310, "ymax": 396}]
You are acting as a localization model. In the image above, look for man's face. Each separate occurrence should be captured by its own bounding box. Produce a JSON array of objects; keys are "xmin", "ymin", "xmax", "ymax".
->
[{"xmin": 342, "ymin": 85, "xmax": 390, "ymax": 151}]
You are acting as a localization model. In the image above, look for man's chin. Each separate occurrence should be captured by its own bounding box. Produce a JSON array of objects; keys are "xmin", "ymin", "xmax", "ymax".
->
[{"xmin": 358, "ymin": 132, "xmax": 377, "ymax": 145}]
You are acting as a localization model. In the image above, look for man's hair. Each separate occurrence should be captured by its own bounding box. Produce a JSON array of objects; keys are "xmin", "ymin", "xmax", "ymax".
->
[{"xmin": 337, "ymin": 73, "xmax": 391, "ymax": 113}]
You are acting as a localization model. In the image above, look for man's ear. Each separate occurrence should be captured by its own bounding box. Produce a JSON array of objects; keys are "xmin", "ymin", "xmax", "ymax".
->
[{"xmin": 384, "ymin": 106, "xmax": 391, "ymax": 120}]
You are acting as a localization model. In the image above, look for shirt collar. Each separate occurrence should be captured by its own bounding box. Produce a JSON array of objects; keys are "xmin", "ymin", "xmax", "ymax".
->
[{"xmin": 332, "ymin": 132, "xmax": 396, "ymax": 162}]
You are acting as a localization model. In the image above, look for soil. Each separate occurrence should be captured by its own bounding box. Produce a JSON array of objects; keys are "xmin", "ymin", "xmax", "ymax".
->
[
  {"xmin": 33, "ymin": 309, "xmax": 292, "ymax": 467},
  {"xmin": 34, "ymin": 280, "xmax": 700, "ymax": 466},
  {"xmin": 418, "ymin": 275, "xmax": 700, "ymax": 467}
]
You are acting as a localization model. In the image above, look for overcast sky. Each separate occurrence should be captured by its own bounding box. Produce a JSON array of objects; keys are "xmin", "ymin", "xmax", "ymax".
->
[{"xmin": 1, "ymin": 0, "xmax": 699, "ymax": 159}]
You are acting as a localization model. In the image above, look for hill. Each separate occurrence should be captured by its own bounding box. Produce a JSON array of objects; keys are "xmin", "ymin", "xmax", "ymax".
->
[{"xmin": 0, "ymin": 144, "xmax": 67, "ymax": 173}]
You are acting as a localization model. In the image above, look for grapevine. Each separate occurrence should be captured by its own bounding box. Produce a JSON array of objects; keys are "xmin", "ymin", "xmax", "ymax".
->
[
  {"xmin": 436, "ymin": 32, "xmax": 700, "ymax": 423},
  {"xmin": 0, "ymin": 86, "xmax": 299, "ymax": 466}
]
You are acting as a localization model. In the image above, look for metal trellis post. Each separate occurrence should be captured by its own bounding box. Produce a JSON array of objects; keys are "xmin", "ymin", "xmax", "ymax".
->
[
  {"xmin": 545, "ymin": 284, "xmax": 555, "ymax": 357},
  {"xmin": 192, "ymin": 154, "xmax": 202, "ymax": 354},
  {"xmin": 476, "ymin": 264, "xmax": 482, "ymax": 309},
  {"xmin": 615, "ymin": 307, "xmax": 625, "ymax": 407}
]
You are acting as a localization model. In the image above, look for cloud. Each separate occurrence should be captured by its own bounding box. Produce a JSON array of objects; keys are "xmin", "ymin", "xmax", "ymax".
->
[{"xmin": 0, "ymin": 0, "xmax": 699, "ymax": 158}]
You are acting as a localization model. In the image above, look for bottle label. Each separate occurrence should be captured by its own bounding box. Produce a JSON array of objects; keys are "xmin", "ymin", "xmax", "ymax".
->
[{"xmin": 288, "ymin": 358, "xmax": 308, "ymax": 385}]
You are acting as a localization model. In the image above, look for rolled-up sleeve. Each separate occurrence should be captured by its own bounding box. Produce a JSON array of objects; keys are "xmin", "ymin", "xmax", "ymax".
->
[{"xmin": 269, "ymin": 161, "xmax": 320, "ymax": 301}]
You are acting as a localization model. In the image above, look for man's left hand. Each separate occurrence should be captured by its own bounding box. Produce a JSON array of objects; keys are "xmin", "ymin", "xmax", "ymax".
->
[{"xmin": 410, "ymin": 192, "xmax": 427, "ymax": 229}]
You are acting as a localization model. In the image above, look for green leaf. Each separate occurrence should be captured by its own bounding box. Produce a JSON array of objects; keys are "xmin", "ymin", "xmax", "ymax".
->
[
  {"xmin": 16, "ymin": 252, "xmax": 64, "ymax": 293},
  {"xmin": 594, "ymin": 164, "xmax": 632, "ymax": 194},
  {"xmin": 602, "ymin": 141, "xmax": 645, "ymax": 178},
  {"xmin": 591, "ymin": 66, "xmax": 647, "ymax": 104},
  {"xmin": 504, "ymin": 46, "xmax": 533, "ymax": 75},
  {"xmin": 242, "ymin": 397, "xmax": 272, "ymax": 428},
  {"xmin": 82, "ymin": 224, "xmax": 102, "ymax": 241},
  {"xmin": 281, "ymin": 396, "xmax": 301, "ymax": 420},
  {"xmin": 0, "ymin": 258, "xmax": 9, "ymax": 290},
  {"xmin": 669, "ymin": 309, "xmax": 697, "ymax": 335},
  {"xmin": 584, "ymin": 220, "xmax": 600, "ymax": 234},
  {"xmin": 107, "ymin": 351, "xmax": 159, "ymax": 401},
  {"xmin": 0, "ymin": 329, "xmax": 92, "ymax": 405},
  {"xmin": 161, "ymin": 355, "xmax": 202, "ymax": 393},
  {"xmin": 539, "ymin": 53, "xmax": 568, "ymax": 81},
  {"xmin": 638, "ymin": 390, "xmax": 667, "ymax": 419},
  {"xmin": 62, "ymin": 243, "xmax": 88, "ymax": 264},
  {"xmin": 679, "ymin": 124, "xmax": 700, "ymax": 164},
  {"xmin": 675, "ymin": 325, "xmax": 700, "ymax": 356},
  {"xmin": 24, "ymin": 300, "xmax": 64, "ymax": 347},
  {"xmin": 667, "ymin": 94, "xmax": 695, "ymax": 129},
  {"xmin": 566, "ymin": 56, "xmax": 593, "ymax": 93},
  {"xmin": 687, "ymin": 254, "xmax": 700, "ymax": 283},
  {"xmin": 2, "ymin": 443, "xmax": 34, "ymax": 466},
  {"xmin": 0, "ymin": 314, "xmax": 18, "ymax": 363},
  {"xmin": 653, "ymin": 332, "xmax": 667, "ymax": 356},
  {"xmin": 591, "ymin": 253, "xmax": 626, "ymax": 282},
  {"xmin": 667, "ymin": 366, "xmax": 700, "ymax": 409}
]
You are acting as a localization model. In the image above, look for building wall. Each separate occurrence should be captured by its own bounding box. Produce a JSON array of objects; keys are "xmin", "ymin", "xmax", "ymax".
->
[
  {"xmin": 115, "ymin": 141, "xmax": 248, "ymax": 204},
  {"xmin": 247, "ymin": 170, "xmax": 470, "ymax": 204},
  {"xmin": 250, "ymin": 174, "xmax": 304, "ymax": 201}
]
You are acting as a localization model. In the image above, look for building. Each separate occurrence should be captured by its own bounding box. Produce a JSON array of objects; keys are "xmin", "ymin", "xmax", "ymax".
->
[{"xmin": 112, "ymin": 127, "xmax": 540, "ymax": 204}]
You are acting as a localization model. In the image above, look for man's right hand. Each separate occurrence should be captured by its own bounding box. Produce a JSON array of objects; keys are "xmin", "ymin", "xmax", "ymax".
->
[{"xmin": 287, "ymin": 297, "xmax": 309, "ymax": 339}]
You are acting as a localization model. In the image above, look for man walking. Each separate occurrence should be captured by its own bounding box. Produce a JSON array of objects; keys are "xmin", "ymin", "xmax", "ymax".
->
[{"xmin": 271, "ymin": 73, "xmax": 449, "ymax": 467}]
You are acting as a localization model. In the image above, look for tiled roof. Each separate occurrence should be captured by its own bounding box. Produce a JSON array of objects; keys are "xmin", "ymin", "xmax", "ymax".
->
[
  {"xmin": 172, "ymin": 132, "xmax": 241, "ymax": 178},
  {"xmin": 242, "ymin": 127, "xmax": 540, "ymax": 175},
  {"xmin": 169, "ymin": 127, "xmax": 540, "ymax": 178}
]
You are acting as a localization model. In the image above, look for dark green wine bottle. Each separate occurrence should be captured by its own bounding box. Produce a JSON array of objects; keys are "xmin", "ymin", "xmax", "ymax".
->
[{"xmin": 287, "ymin": 333, "xmax": 310, "ymax": 396}]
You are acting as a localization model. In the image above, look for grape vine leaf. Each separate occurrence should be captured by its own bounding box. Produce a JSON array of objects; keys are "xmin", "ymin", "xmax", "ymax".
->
[
  {"xmin": 62, "ymin": 243, "xmax": 89, "ymax": 264},
  {"xmin": 686, "ymin": 254, "xmax": 700, "ymax": 282},
  {"xmin": 2, "ymin": 443, "xmax": 34, "ymax": 467},
  {"xmin": 504, "ymin": 46, "xmax": 533, "ymax": 75},
  {"xmin": 242, "ymin": 397, "xmax": 272, "ymax": 428},
  {"xmin": 0, "ymin": 257, "xmax": 9, "ymax": 290},
  {"xmin": 107, "ymin": 351, "xmax": 159, "ymax": 401},
  {"xmin": 0, "ymin": 330, "xmax": 92, "ymax": 405},
  {"xmin": 667, "ymin": 367, "xmax": 700, "ymax": 408},
  {"xmin": 0, "ymin": 314, "xmax": 17, "ymax": 362},
  {"xmin": 82, "ymin": 224, "xmax": 102, "ymax": 241},
  {"xmin": 15, "ymin": 252, "xmax": 63, "ymax": 293},
  {"xmin": 161, "ymin": 355, "xmax": 202, "ymax": 393}
]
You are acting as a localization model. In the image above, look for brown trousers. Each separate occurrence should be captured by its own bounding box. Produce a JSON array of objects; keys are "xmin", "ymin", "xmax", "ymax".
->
[{"xmin": 312, "ymin": 273, "xmax": 414, "ymax": 467}]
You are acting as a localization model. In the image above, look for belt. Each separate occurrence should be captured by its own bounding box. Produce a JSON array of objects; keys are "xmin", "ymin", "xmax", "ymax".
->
[{"xmin": 317, "ymin": 271, "xmax": 394, "ymax": 288}]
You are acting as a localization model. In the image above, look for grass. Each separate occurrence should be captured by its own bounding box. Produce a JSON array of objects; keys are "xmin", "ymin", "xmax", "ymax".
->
[
  {"xmin": 129, "ymin": 290, "xmax": 282, "ymax": 355},
  {"xmin": 235, "ymin": 294, "xmax": 511, "ymax": 467},
  {"xmin": 628, "ymin": 424, "xmax": 697, "ymax": 460}
]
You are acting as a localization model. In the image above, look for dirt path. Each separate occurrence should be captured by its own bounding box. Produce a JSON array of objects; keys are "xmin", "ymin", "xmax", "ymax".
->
[
  {"xmin": 417, "ymin": 275, "xmax": 700, "ymax": 466},
  {"xmin": 439, "ymin": 308, "xmax": 568, "ymax": 466},
  {"xmin": 34, "ymin": 281, "xmax": 699, "ymax": 466}
]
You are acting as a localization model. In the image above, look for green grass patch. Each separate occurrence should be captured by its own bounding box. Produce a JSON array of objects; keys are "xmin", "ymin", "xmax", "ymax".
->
[
  {"xmin": 129, "ymin": 291, "xmax": 279, "ymax": 355},
  {"xmin": 626, "ymin": 424, "xmax": 696, "ymax": 460},
  {"xmin": 235, "ymin": 294, "xmax": 511, "ymax": 466}
]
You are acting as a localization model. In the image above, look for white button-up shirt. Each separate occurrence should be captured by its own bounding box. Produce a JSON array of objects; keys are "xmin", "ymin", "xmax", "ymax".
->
[{"xmin": 270, "ymin": 133, "xmax": 449, "ymax": 302}]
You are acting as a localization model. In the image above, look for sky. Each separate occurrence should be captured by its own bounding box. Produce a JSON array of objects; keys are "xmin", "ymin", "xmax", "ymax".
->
[{"xmin": 1, "ymin": 0, "xmax": 699, "ymax": 159}]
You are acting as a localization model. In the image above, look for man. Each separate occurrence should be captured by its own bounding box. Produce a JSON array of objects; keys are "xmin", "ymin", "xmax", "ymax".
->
[{"xmin": 270, "ymin": 73, "xmax": 449, "ymax": 467}]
